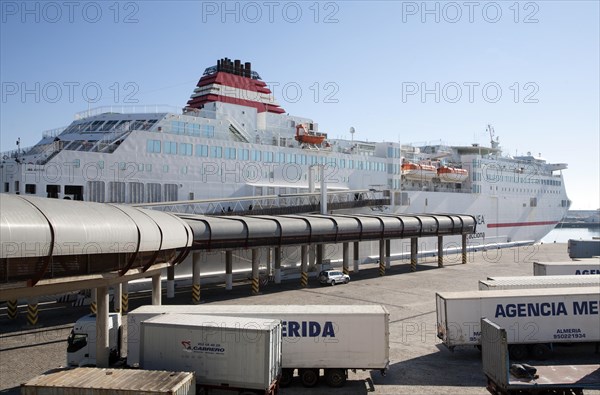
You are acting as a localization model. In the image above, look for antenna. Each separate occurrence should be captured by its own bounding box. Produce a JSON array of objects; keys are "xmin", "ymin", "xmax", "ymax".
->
[{"xmin": 349, "ymin": 126, "xmax": 355, "ymax": 142}]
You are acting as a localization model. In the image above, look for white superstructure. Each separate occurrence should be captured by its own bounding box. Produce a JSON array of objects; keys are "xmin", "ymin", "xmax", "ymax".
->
[{"xmin": 0, "ymin": 58, "xmax": 570, "ymax": 249}]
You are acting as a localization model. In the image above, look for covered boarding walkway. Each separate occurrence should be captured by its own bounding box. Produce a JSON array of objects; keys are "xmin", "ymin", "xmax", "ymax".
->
[{"xmin": 1, "ymin": 193, "xmax": 476, "ymax": 367}]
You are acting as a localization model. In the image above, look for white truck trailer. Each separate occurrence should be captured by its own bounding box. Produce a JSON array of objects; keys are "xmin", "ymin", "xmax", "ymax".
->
[
  {"xmin": 436, "ymin": 287, "xmax": 600, "ymax": 360},
  {"xmin": 533, "ymin": 261, "xmax": 600, "ymax": 275},
  {"xmin": 126, "ymin": 304, "xmax": 390, "ymax": 388},
  {"xmin": 21, "ymin": 367, "xmax": 196, "ymax": 395},
  {"xmin": 140, "ymin": 314, "xmax": 281, "ymax": 394},
  {"xmin": 479, "ymin": 275, "xmax": 600, "ymax": 290}
]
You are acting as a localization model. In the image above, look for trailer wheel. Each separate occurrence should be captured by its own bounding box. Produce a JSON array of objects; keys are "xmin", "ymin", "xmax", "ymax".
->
[
  {"xmin": 299, "ymin": 368, "xmax": 319, "ymax": 387},
  {"xmin": 325, "ymin": 369, "xmax": 346, "ymax": 387},
  {"xmin": 279, "ymin": 368, "xmax": 293, "ymax": 387},
  {"xmin": 508, "ymin": 344, "xmax": 528, "ymax": 360},
  {"xmin": 531, "ymin": 344, "xmax": 551, "ymax": 360}
]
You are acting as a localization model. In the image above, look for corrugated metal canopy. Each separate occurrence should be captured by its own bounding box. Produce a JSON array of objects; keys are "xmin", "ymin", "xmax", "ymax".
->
[
  {"xmin": 181, "ymin": 212, "xmax": 476, "ymax": 250},
  {"xmin": 0, "ymin": 194, "xmax": 192, "ymax": 259}
]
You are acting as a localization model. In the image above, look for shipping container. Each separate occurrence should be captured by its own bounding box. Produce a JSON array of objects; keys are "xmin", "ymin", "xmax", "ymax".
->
[
  {"xmin": 127, "ymin": 305, "xmax": 389, "ymax": 387},
  {"xmin": 436, "ymin": 287, "xmax": 600, "ymax": 359},
  {"xmin": 140, "ymin": 314, "xmax": 281, "ymax": 393},
  {"xmin": 21, "ymin": 367, "xmax": 195, "ymax": 395},
  {"xmin": 533, "ymin": 261, "xmax": 600, "ymax": 275},
  {"xmin": 568, "ymin": 239, "xmax": 600, "ymax": 259},
  {"xmin": 480, "ymin": 274, "xmax": 600, "ymax": 290}
]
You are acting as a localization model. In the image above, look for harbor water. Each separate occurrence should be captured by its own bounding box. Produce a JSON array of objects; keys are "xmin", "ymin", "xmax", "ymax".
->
[{"xmin": 541, "ymin": 227, "xmax": 600, "ymax": 244}]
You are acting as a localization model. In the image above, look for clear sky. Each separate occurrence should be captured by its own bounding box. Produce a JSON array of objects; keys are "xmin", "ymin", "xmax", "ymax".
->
[{"xmin": 1, "ymin": 1, "xmax": 598, "ymax": 209}]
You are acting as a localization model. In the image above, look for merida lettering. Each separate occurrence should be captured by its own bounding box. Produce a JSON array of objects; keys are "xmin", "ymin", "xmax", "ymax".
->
[
  {"xmin": 282, "ymin": 321, "xmax": 335, "ymax": 337},
  {"xmin": 495, "ymin": 302, "xmax": 567, "ymax": 318}
]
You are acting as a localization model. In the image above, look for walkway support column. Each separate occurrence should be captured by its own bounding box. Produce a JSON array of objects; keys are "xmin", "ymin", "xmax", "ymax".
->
[
  {"xmin": 225, "ymin": 251, "xmax": 233, "ymax": 290},
  {"xmin": 251, "ymin": 249, "xmax": 259, "ymax": 295},
  {"xmin": 192, "ymin": 252, "xmax": 201, "ymax": 304},
  {"xmin": 379, "ymin": 239, "xmax": 385, "ymax": 276},
  {"xmin": 266, "ymin": 248, "xmax": 272, "ymax": 276},
  {"xmin": 462, "ymin": 234, "xmax": 467, "ymax": 264},
  {"xmin": 167, "ymin": 265, "xmax": 175, "ymax": 299},
  {"xmin": 121, "ymin": 282, "xmax": 129, "ymax": 314},
  {"xmin": 300, "ymin": 245, "xmax": 308, "ymax": 287},
  {"xmin": 151, "ymin": 273, "xmax": 161, "ymax": 305},
  {"xmin": 316, "ymin": 244, "xmax": 324, "ymax": 273},
  {"xmin": 90, "ymin": 288, "xmax": 97, "ymax": 314},
  {"xmin": 113, "ymin": 283, "xmax": 122, "ymax": 313},
  {"xmin": 438, "ymin": 236, "xmax": 444, "ymax": 268},
  {"xmin": 353, "ymin": 242, "xmax": 360, "ymax": 273},
  {"xmin": 410, "ymin": 237, "xmax": 418, "ymax": 272},
  {"xmin": 274, "ymin": 248, "xmax": 282, "ymax": 284},
  {"xmin": 96, "ymin": 286, "xmax": 110, "ymax": 368},
  {"xmin": 385, "ymin": 239, "xmax": 391, "ymax": 270},
  {"xmin": 342, "ymin": 242, "xmax": 349, "ymax": 275},
  {"xmin": 27, "ymin": 297, "xmax": 38, "ymax": 326}
]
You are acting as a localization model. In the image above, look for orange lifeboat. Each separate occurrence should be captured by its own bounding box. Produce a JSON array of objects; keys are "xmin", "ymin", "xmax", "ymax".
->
[
  {"xmin": 295, "ymin": 124, "xmax": 326, "ymax": 145},
  {"xmin": 401, "ymin": 162, "xmax": 437, "ymax": 180},
  {"xmin": 437, "ymin": 166, "xmax": 469, "ymax": 183}
]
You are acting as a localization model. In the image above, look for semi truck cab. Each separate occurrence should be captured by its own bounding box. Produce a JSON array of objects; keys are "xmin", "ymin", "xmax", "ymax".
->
[{"xmin": 67, "ymin": 313, "xmax": 121, "ymax": 367}]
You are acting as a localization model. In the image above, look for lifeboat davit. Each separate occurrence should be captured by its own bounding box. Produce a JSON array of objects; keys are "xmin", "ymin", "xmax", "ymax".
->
[
  {"xmin": 295, "ymin": 124, "xmax": 326, "ymax": 145},
  {"xmin": 401, "ymin": 163, "xmax": 437, "ymax": 181},
  {"xmin": 438, "ymin": 166, "xmax": 469, "ymax": 183}
]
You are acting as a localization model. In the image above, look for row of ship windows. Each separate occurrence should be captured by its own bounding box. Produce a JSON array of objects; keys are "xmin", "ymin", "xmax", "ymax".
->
[
  {"xmin": 472, "ymin": 172, "xmax": 562, "ymax": 186},
  {"xmin": 146, "ymin": 139, "xmax": 387, "ymax": 171}
]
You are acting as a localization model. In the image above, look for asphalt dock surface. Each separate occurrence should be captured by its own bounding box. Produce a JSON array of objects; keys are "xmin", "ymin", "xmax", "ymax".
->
[{"xmin": 1, "ymin": 243, "xmax": 599, "ymax": 394}]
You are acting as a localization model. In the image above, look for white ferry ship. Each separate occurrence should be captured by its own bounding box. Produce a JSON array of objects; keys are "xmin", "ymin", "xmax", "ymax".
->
[{"xmin": 1, "ymin": 58, "xmax": 570, "ymax": 251}]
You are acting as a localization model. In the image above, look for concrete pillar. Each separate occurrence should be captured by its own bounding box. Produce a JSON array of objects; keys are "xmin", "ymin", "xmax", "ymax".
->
[
  {"xmin": 274, "ymin": 247, "xmax": 282, "ymax": 284},
  {"xmin": 462, "ymin": 233, "xmax": 467, "ymax": 264},
  {"xmin": 300, "ymin": 245, "xmax": 308, "ymax": 287},
  {"xmin": 385, "ymin": 239, "xmax": 391, "ymax": 269},
  {"xmin": 90, "ymin": 288, "xmax": 97, "ymax": 315},
  {"xmin": 113, "ymin": 283, "xmax": 122, "ymax": 313},
  {"xmin": 192, "ymin": 252, "xmax": 201, "ymax": 304},
  {"xmin": 353, "ymin": 241, "xmax": 360, "ymax": 273},
  {"xmin": 410, "ymin": 237, "xmax": 418, "ymax": 272},
  {"xmin": 121, "ymin": 282, "xmax": 129, "ymax": 314},
  {"xmin": 266, "ymin": 248, "xmax": 272, "ymax": 276},
  {"xmin": 96, "ymin": 286, "xmax": 110, "ymax": 368},
  {"xmin": 379, "ymin": 240, "xmax": 385, "ymax": 276},
  {"xmin": 251, "ymin": 249, "xmax": 259, "ymax": 294},
  {"xmin": 342, "ymin": 242, "xmax": 349, "ymax": 275},
  {"xmin": 167, "ymin": 265, "xmax": 175, "ymax": 299},
  {"xmin": 27, "ymin": 297, "xmax": 38, "ymax": 326},
  {"xmin": 316, "ymin": 244, "xmax": 324, "ymax": 273},
  {"xmin": 438, "ymin": 236, "xmax": 444, "ymax": 268},
  {"xmin": 225, "ymin": 251, "xmax": 233, "ymax": 290},
  {"xmin": 151, "ymin": 273, "xmax": 161, "ymax": 305}
]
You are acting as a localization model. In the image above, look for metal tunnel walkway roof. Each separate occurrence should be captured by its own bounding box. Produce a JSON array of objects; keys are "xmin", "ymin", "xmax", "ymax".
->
[
  {"xmin": 1, "ymin": 193, "xmax": 476, "ymax": 291},
  {"xmin": 180, "ymin": 212, "xmax": 476, "ymax": 250},
  {"xmin": 0, "ymin": 194, "xmax": 193, "ymax": 286}
]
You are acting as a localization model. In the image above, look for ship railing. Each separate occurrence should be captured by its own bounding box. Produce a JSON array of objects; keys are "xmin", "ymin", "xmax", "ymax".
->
[
  {"xmin": 133, "ymin": 189, "xmax": 391, "ymax": 215},
  {"xmin": 74, "ymin": 105, "xmax": 179, "ymax": 120},
  {"xmin": 42, "ymin": 126, "xmax": 67, "ymax": 139},
  {"xmin": 182, "ymin": 107, "xmax": 217, "ymax": 119}
]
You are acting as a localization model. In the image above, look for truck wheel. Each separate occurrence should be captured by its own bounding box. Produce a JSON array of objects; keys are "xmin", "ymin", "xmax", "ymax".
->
[
  {"xmin": 279, "ymin": 368, "xmax": 293, "ymax": 387},
  {"xmin": 330, "ymin": 280, "xmax": 335, "ymax": 286},
  {"xmin": 531, "ymin": 344, "xmax": 551, "ymax": 360},
  {"xmin": 508, "ymin": 344, "xmax": 528, "ymax": 360},
  {"xmin": 299, "ymin": 368, "xmax": 319, "ymax": 387},
  {"xmin": 325, "ymin": 369, "xmax": 346, "ymax": 387}
]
